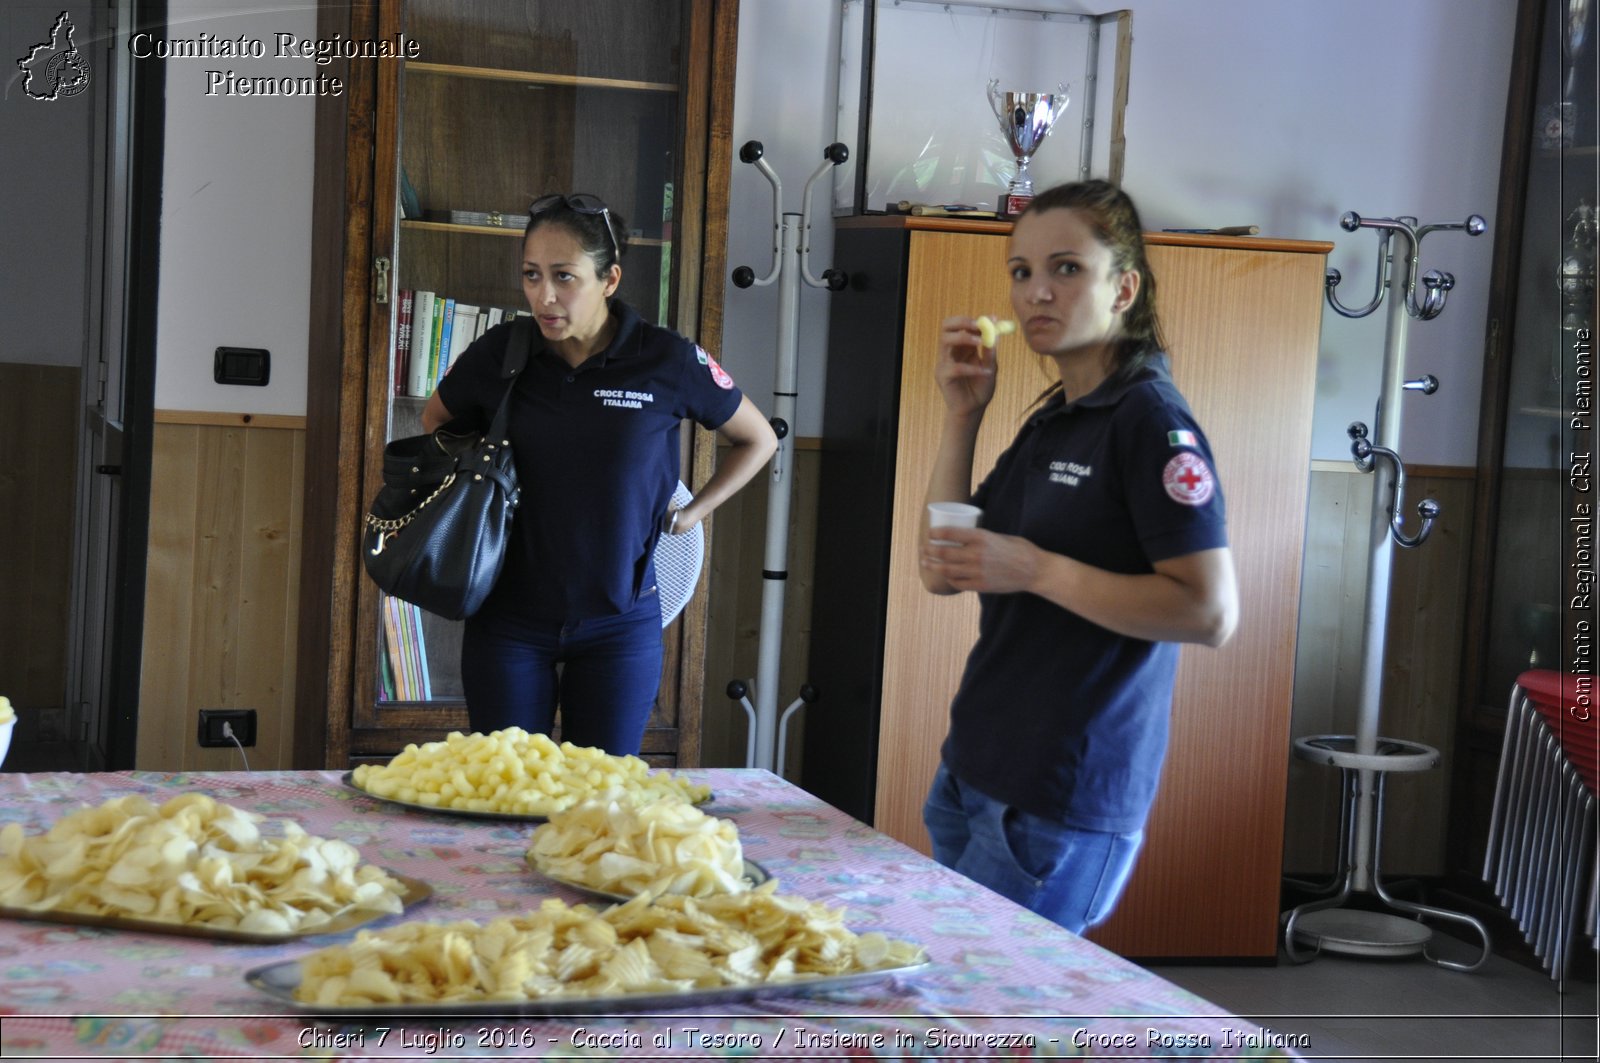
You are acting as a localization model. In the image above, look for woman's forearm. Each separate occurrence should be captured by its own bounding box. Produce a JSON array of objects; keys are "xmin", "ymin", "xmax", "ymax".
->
[
  {"xmin": 1026, "ymin": 546, "xmax": 1238, "ymax": 646},
  {"xmin": 673, "ymin": 397, "xmax": 779, "ymax": 529},
  {"xmin": 679, "ymin": 436, "xmax": 775, "ymax": 526}
]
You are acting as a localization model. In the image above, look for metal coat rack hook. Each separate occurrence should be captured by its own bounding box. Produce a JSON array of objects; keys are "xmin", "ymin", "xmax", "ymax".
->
[
  {"xmin": 726, "ymin": 139, "xmax": 849, "ymax": 777},
  {"xmin": 1347, "ymin": 421, "xmax": 1440, "ymax": 548},
  {"xmin": 1325, "ymin": 211, "xmax": 1486, "ymax": 320}
]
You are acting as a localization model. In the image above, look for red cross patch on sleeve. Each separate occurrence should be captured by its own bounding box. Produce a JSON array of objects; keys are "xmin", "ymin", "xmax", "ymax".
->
[
  {"xmin": 707, "ymin": 352, "xmax": 736, "ymax": 390},
  {"xmin": 1162, "ymin": 451, "xmax": 1215, "ymax": 506}
]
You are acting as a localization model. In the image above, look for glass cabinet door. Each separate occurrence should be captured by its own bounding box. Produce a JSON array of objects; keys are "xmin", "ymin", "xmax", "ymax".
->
[
  {"xmin": 1475, "ymin": 0, "xmax": 1596, "ymax": 710},
  {"xmin": 355, "ymin": 0, "xmax": 688, "ymax": 728}
]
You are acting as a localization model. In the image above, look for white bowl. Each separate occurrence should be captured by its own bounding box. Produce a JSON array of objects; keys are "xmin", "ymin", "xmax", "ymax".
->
[{"xmin": 0, "ymin": 715, "xmax": 12, "ymax": 769}]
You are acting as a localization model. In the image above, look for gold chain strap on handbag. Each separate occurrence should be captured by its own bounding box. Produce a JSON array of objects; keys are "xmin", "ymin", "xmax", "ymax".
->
[{"xmin": 365, "ymin": 472, "xmax": 457, "ymax": 555}]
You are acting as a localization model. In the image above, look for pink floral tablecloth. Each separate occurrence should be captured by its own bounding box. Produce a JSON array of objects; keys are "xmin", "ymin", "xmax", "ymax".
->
[{"xmin": 0, "ymin": 769, "xmax": 1297, "ymax": 1059}]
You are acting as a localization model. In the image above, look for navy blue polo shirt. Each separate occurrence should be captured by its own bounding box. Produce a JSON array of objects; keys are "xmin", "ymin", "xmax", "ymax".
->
[
  {"xmin": 940, "ymin": 357, "xmax": 1228, "ymax": 833},
  {"xmin": 436, "ymin": 300, "xmax": 742, "ymax": 622}
]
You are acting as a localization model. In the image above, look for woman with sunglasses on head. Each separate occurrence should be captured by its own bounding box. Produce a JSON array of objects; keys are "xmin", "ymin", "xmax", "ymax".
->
[
  {"xmin": 421, "ymin": 193, "xmax": 777, "ymax": 755},
  {"xmin": 917, "ymin": 180, "xmax": 1238, "ymax": 934}
]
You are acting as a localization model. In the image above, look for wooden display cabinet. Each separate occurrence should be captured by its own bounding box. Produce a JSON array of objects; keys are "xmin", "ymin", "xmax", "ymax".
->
[{"xmin": 296, "ymin": 0, "xmax": 740, "ymax": 769}]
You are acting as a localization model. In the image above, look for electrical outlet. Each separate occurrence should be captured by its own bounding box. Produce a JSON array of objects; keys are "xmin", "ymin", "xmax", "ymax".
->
[{"xmin": 197, "ymin": 709, "xmax": 256, "ymax": 748}]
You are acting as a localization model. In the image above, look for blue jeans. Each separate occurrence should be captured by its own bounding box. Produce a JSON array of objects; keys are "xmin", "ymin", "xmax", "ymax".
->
[
  {"xmin": 922, "ymin": 762, "xmax": 1144, "ymax": 934},
  {"xmin": 460, "ymin": 598, "xmax": 663, "ymax": 755}
]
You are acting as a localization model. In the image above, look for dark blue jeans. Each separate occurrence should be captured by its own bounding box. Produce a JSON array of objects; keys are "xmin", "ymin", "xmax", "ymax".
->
[
  {"xmin": 460, "ymin": 597, "xmax": 663, "ymax": 755},
  {"xmin": 922, "ymin": 762, "xmax": 1144, "ymax": 934}
]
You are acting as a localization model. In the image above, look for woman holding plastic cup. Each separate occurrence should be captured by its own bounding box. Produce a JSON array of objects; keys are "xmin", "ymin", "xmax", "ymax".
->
[{"xmin": 918, "ymin": 180, "xmax": 1238, "ymax": 934}]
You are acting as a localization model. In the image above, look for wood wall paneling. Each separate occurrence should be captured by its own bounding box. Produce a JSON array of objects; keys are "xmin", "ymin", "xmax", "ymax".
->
[
  {"xmin": 137, "ymin": 423, "xmax": 199, "ymax": 770},
  {"xmin": 138, "ymin": 418, "xmax": 305, "ymax": 771},
  {"xmin": 0, "ymin": 365, "xmax": 80, "ymax": 726}
]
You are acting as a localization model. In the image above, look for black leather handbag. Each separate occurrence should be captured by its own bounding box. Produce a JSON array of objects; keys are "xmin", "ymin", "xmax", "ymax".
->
[{"xmin": 361, "ymin": 319, "xmax": 531, "ymax": 619}]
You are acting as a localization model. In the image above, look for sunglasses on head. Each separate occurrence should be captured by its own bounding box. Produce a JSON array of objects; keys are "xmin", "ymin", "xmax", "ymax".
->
[{"xmin": 527, "ymin": 193, "xmax": 619, "ymax": 261}]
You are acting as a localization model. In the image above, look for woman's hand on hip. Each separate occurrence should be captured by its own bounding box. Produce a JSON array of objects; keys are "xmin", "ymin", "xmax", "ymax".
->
[
  {"xmin": 936, "ymin": 317, "xmax": 998, "ymax": 417},
  {"xmin": 663, "ymin": 505, "xmax": 699, "ymax": 535},
  {"xmin": 920, "ymin": 527, "xmax": 1040, "ymax": 595}
]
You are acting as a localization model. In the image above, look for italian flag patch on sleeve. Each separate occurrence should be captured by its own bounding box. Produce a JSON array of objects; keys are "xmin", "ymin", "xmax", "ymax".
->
[{"xmin": 1168, "ymin": 429, "xmax": 1198, "ymax": 447}]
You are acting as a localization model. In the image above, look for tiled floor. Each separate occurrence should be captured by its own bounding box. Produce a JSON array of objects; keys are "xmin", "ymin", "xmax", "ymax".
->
[{"xmin": 1145, "ymin": 933, "xmax": 1599, "ymax": 1062}]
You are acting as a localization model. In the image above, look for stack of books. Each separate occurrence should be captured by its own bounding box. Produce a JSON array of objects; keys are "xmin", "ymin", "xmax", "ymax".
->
[
  {"xmin": 378, "ymin": 595, "xmax": 432, "ymax": 702},
  {"xmin": 394, "ymin": 290, "xmax": 530, "ymax": 398}
]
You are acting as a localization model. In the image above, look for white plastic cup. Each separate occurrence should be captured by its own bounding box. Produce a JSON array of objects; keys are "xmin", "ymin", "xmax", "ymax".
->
[{"xmin": 927, "ymin": 501, "xmax": 982, "ymax": 545}]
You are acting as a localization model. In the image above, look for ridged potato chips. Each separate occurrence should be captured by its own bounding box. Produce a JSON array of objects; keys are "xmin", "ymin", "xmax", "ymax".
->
[
  {"xmin": 528, "ymin": 792, "xmax": 749, "ymax": 898},
  {"xmin": 293, "ymin": 884, "xmax": 924, "ymax": 1005},
  {"xmin": 0, "ymin": 793, "xmax": 406, "ymax": 934}
]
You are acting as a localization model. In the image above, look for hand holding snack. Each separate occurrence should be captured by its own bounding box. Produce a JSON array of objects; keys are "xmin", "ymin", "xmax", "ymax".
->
[{"xmin": 974, "ymin": 314, "xmax": 1016, "ymax": 349}]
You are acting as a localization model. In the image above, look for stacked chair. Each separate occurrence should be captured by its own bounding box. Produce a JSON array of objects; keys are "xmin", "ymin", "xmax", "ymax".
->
[{"xmin": 1482, "ymin": 671, "xmax": 1598, "ymax": 987}]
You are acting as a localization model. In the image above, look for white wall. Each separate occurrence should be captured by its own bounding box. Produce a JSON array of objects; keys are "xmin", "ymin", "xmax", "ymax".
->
[
  {"xmin": 721, "ymin": 0, "xmax": 844, "ymax": 435},
  {"xmin": 138, "ymin": 0, "xmax": 1514, "ymax": 457},
  {"xmin": 151, "ymin": 0, "xmax": 315, "ymax": 415},
  {"xmin": 724, "ymin": 0, "xmax": 1516, "ymax": 464}
]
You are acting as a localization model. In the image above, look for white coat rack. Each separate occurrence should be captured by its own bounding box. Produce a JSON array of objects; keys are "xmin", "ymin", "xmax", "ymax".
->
[
  {"xmin": 1283, "ymin": 210, "xmax": 1494, "ymax": 971},
  {"xmin": 724, "ymin": 141, "xmax": 849, "ymax": 775}
]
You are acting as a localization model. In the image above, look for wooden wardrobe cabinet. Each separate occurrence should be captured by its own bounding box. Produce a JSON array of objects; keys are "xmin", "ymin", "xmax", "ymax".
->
[
  {"xmin": 295, "ymin": 0, "xmax": 740, "ymax": 769},
  {"xmin": 803, "ymin": 216, "xmax": 1330, "ymax": 959}
]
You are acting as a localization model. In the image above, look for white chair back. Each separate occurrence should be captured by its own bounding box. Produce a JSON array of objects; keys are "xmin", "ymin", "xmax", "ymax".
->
[{"xmin": 655, "ymin": 480, "xmax": 703, "ymax": 627}]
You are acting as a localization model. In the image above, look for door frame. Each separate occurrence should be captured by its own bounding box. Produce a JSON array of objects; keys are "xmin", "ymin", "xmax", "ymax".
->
[{"xmin": 71, "ymin": 0, "xmax": 165, "ymax": 771}]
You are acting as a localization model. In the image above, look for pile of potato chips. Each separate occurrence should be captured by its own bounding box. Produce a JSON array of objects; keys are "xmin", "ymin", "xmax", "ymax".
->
[
  {"xmin": 528, "ymin": 792, "xmax": 749, "ymax": 898},
  {"xmin": 0, "ymin": 793, "xmax": 407, "ymax": 934},
  {"xmin": 294, "ymin": 883, "xmax": 925, "ymax": 1005},
  {"xmin": 0, "ymin": 696, "xmax": 14, "ymax": 723},
  {"xmin": 350, "ymin": 728, "xmax": 710, "ymax": 816}
]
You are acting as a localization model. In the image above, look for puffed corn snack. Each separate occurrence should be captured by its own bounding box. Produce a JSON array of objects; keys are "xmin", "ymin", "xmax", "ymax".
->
[
  {"xmin": 975, "ymin": 315, "xmax": 1017, "ymax": 348},
  {"xmin": 350, "ymin": 728, "xmax": 710, "ymax": 816}
]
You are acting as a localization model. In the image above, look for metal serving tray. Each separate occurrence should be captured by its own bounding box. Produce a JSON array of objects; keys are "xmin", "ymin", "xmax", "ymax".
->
[
  {"xmin": 527, "ymin": 856, "xmax": 772, "ymax": 905},
  {"xmin": 0, "ymin": 872, "xmax": 431, "ymax": 944},
  {"xmin": 340, "ymin": 772, "xmax": 714, "ymax": 823},
  {"xmin": 244, "ymin": 955, "xmax": 931, "ymax": 1016},
  {"xmin": 342, "ymin": 771, "xmax": 552, "ymax": 822}
]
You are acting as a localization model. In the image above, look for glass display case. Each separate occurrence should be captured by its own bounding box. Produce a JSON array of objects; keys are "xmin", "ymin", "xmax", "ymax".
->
[
  {"xmin": 1468, "ymin": 0, "xmax": 1595, "ymax": 718},
  {"xmin": 831, "ymin": 0, "xmax": 1130, "ymax": 214},
  {"xmin": 1453, "ymin": 0, "xmax": 1597, "ymax": 891}
]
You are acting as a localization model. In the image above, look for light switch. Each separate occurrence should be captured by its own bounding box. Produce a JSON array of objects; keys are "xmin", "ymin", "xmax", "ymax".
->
[{"xmin": 214, "ymin": 346, "xmax": 270, "ymax": 386}]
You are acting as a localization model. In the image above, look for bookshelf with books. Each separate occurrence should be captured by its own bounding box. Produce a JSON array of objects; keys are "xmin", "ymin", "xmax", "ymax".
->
[{"xmin": 298, "ymin": 0, "xmax": 741, "ymax": 768}]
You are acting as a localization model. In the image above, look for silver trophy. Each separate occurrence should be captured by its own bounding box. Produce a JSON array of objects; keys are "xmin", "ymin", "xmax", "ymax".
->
[{"xmin": 988, "ymin": 80, "xmax": 1071, "ymax": 216}]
